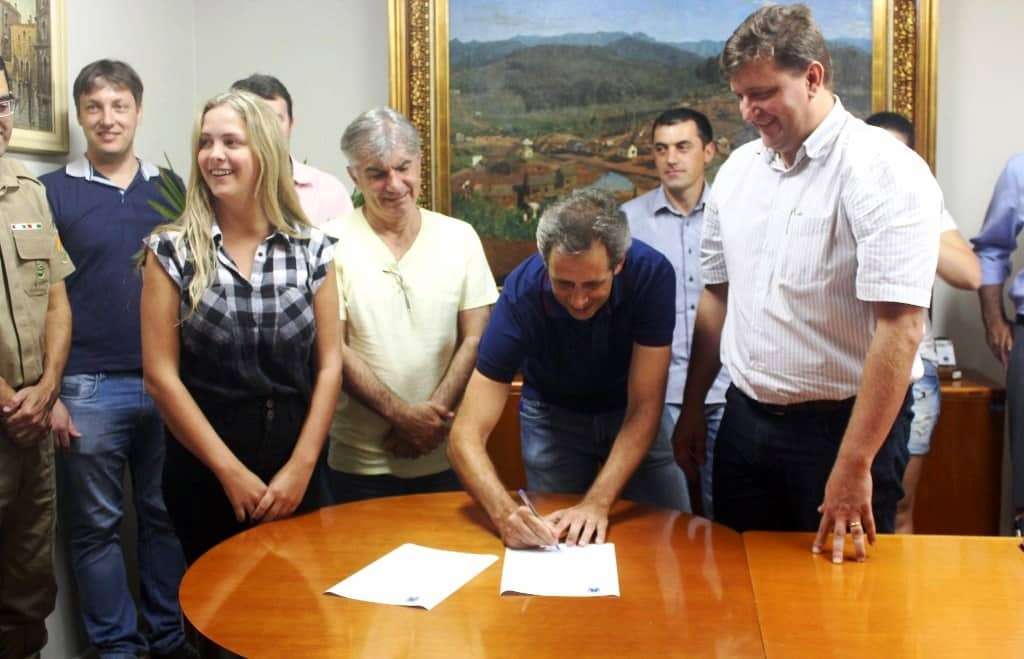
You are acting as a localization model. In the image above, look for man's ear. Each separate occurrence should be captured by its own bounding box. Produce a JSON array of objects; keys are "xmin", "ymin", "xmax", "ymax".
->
[
  {"xmin": 703, "ymin": 140, "xmax": 716, "ymax": 166},
  {"xmin": 806, "ymin": 61, "xmax": 826, "ymax": 96}
]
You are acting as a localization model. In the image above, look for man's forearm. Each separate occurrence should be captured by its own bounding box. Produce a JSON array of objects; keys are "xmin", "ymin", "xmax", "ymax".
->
[
  {"xmin": 449, "ymin": 426, "xmax": 517, "ymax": 521},
  {"xmin": 39, "ymin": 286, "xmax": 72, "ymax": 396},
  {"xmin": 979, "ymin": 283, "xmax": 1009, "ymax": 328},
  {"xmin": 341, "ymin": 344, "xmax": 407, "ymax": 421},
  {"xmin": 836, "ymin": 309, "xmax": 923, "ymax": 468},
  {"xmin": 446, "ymin": 373, "xmax": 516, "ymax": 523},
  {"xmin": 430, "ymin": 336, "xmax": 480, "ymax": 410},
  {"xmin": 583, "ymin": 401, "xmax": 661, "ymax": 508},
  {"xmin": 681, "ymin": 284, "xmax": 728, "ymax": 407}
]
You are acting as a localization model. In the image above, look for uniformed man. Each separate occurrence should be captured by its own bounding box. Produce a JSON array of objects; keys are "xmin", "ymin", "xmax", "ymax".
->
[{"xmin": 0, "ymin": 54, "xmax": 74, "ymax": 659}]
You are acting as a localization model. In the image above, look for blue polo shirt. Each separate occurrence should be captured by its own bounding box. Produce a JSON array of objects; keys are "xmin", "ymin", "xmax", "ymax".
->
[
  {"xmin": 476, "ymin": 239, "xmax": 675, "ymax": 414},
  {"xmin": 40, "ymin": 157, "xmax": 180, "ymax": 375}
]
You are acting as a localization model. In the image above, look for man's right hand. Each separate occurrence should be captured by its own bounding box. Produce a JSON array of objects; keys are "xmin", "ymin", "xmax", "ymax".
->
[
  {"xmin": 672, "ymin": 403, "xmax": 707, "ymax": 483},
  {"xmin": 391, "ymin": 401, "xmax": 452, "ymax": 454},
  {"xmin": 985, "ymin": 315, "xmax": 1014, "ymax": 367},
  {"xmin": 497, "ymin": 505, "xmax": 560, "ymax": 549}
]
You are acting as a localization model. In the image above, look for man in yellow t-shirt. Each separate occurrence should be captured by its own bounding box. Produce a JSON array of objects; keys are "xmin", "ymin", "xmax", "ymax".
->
[{"xmin": 323, "ymin": 108, "xmax": 497, "ymax": 501}]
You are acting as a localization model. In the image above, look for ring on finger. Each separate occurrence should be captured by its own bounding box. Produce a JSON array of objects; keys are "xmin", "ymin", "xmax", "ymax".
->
[{"xmin": 849, "ymin": 521, "xmax": 863, "ymax": 532}]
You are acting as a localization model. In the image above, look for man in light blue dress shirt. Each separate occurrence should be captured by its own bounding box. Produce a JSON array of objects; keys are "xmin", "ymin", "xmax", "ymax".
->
[
  {"xmin": 972, "ymin": 154, "xmax": 1024, "ymax": 527},
  {"xmin": 621, "ymin": 108, "xmax": 730, "ymax": 518}
]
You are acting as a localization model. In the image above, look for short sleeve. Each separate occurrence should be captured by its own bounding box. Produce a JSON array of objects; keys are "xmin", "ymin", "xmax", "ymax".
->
[
  {"xmin": 845, "ymin": 148, "xmax": 941, "ymax": 307},
  {"xmin": 459, "ymin": 223, "xmax": 499, "ymax": 310},
  {"xmin": 939, "ymin": 207, "xmax": 957, "ymax": 233},
  {"xmin": 475, "ymin": 289, "xmax": 529, "ymax": 383},
  {"xmin": 700, "ymin": 194, "xmax": 728, "ymax": 285},
  {"xmin": 143, "ymin": 231, "xmax": 185, "ymax": 289},
  {"xmin": 49, "ymin": 230, "xmax": 75, "ymax": 282},
  {"xmin": 306, "ymin": 228, "xmax": 338, "ymax": 293},
  {"xmin": 632, "ymin": 252, "xmax": 676, "ymax": 346}
]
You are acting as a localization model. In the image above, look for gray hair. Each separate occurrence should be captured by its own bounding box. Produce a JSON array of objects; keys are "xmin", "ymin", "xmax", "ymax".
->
[
  {"xmin": 340, "ymin": 107, "xmax": 422, "ymax": 165},
  {"xmin": 536, "ymin": 189, "xmax": 631, "ymax": 266},
  {"xmin": 720, "ymin": 4, "xmax": 832, "ymax": 88}
]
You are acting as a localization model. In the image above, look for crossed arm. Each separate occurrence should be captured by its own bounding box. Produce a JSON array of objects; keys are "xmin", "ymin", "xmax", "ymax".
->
[{"xmin": 340, "ymin": 305, "xmax": 491, "ymax": 458}]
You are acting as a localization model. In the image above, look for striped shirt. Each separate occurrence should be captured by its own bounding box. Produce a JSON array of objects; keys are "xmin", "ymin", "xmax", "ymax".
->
[
  {"xmin": 146, "ymin": 223, "xmax": 336, "ymax": 401},
  {"xmin": 702, "ymin": 98, "xmax": 941, "ymax": 404}
]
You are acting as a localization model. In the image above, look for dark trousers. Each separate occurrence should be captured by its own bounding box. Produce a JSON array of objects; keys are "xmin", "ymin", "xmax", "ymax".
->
[
  {"xmin": 1008, "ymin": 321, "xmax": 1024, "ymax": 513},
  {"xmin": 162, "ymin": 394, "xmax": 327, "ymax": 564},
  {"xmin": 713, "ymin": 385, "xmax": 912, "ymax": 533},
  {"xmin": 327, "ymin": 468, "xmax": 462, "ymax": 504}
]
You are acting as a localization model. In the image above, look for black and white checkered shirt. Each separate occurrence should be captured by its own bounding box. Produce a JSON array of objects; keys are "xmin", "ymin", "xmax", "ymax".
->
[{"xmin": 146, "ymin": 223, "xmax": 336, "ymax": 401}]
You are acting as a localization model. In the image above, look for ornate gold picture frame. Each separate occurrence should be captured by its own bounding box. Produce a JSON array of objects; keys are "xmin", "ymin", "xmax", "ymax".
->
[
  {"xmin": 390, "ymin": 0, "xmax": 937, "ymax": 277},
  {"xmin": 8, "ymin": 0, "xmax": 69, "ymax": 155}
]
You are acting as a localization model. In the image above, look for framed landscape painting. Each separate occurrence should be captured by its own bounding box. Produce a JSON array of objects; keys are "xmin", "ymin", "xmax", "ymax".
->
[
  {"xmin": 390, "ymin": 0, "xmax": 937, "ymax": 282},
  {"xmin": 5, "ymin": 0, "xmax": 68, "ymax": 154}
]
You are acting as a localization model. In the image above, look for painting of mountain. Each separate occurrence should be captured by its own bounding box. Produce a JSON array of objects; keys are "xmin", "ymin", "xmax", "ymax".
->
[{"xmin": 449, "ymin": 0, "xmax": 876, "ymax": 281}]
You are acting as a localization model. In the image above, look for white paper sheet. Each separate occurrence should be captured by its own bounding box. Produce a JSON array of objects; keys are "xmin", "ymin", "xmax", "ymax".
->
[
  {"xmin": 500, "ymin": 543, "xmax": 620, "ymax": 597},
  {"xmin": 325, "ymin": 543, "xmax": 498, "ymax": 610}
]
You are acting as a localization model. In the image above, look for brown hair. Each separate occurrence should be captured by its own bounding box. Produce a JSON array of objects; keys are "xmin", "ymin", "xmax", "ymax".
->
[{"xmin": 720, "ymin": 4, "xmax": 832, "ymax": 88}]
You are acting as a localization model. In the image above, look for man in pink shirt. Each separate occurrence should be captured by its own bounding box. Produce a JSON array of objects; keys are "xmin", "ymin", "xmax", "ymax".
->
[{"xmin": 232, "ymin": 73, "xmax": 353, "ymax": 225}]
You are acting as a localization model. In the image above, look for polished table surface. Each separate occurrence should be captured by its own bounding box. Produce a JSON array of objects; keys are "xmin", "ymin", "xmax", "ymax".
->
[
  {"xmin": 180, "ymin": 492, "xmax": 764, "ymax": 658},
  {"xmin": 745, "ymin": 531, "xmax": 1024, "ymax": 658}
]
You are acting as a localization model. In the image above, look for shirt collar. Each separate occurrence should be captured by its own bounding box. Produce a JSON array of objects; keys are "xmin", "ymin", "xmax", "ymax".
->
[
  {"xmin": 761, "ymin": 95, "xmax": 848, "ymax": 168},
  {"xmin": 210, "ymin": 219, "xmax": 296, "ymax": 249},
  {"xmin": 65, "ymin": 155, "xmax": 160, "ymax": 182},
  {"xmin": 650, "ymin": 183, "xmax": 709, "ymax": 218},
  {"xmin": 801, "ymin": 95, "xmax": 847, "ymax": 160}
]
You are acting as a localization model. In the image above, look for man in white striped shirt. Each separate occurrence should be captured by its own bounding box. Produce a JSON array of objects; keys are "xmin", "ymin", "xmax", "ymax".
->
[{"xmin": 675, "ymin": 4, "xmax": 940, "ymax": 564}]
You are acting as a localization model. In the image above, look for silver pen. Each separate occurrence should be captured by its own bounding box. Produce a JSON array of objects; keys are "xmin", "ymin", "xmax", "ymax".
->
[{"xmin": 517, "ymin": 489, "xmax": 561, "ymax": 551}]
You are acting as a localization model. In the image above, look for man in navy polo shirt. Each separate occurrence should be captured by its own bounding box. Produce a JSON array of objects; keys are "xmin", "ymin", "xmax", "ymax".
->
[
  {"xmin": 449, "ymin": 188, "xmax": 686, "ymax": 549},
  {"xmin": 41, "ymin": 60, "xmax": 192, "ymax": 659}
]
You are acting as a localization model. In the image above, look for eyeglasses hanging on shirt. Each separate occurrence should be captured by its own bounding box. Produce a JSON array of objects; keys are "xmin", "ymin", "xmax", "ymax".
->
[{"xmin": 382, "ymin": 264, "xmax": 411, "ymax": 311}]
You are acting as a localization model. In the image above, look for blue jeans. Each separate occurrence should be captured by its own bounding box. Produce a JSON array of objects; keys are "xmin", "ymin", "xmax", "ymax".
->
[
  {"xmin": 519, "ymin": 398, "xmax": 691, "ymax": 512},
  {"xmin": 665, "ymin": 402, "xmax": 725, "ymax": 519},
  {"xmin": 908, "ymin": 360, "xmax": 941, "ymax": 456},
  {"xmin": 58, "ymin": 373, "xmax": 186, "ymax": 658}
]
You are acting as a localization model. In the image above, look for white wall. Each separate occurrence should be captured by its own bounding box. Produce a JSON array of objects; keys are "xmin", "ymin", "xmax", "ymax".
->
[
  {"xmin": 933, "ymin": 0, "xmax": 1024, "ymax": 382},
  {"xmin": 193, "ymin": 0, "xmax": 390, "ymax": 190}
]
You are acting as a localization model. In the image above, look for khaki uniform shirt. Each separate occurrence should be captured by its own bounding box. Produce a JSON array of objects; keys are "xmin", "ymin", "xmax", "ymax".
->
[{"xmin": 0, "ymin": 158, "xmax": 74, "ymax": 390}]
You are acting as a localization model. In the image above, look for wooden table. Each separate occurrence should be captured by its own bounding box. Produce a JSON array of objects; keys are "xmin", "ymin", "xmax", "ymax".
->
[
  {"xmin": 180, "ymin": 493, "xmax": 764, "ymax": 658},
  {"xmin": 745, "ymin": 531, "xmax": 1024, "ymax": 658}
]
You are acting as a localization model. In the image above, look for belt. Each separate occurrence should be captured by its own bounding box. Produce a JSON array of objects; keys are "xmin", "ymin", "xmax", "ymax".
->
[{"xmin": 733, "ymin": 386, "xmax": 854, "ymax": 416}]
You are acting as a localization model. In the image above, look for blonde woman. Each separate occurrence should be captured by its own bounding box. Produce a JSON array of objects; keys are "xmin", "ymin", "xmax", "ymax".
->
[{"xmin": 141, "ymin": 90, "xmax": 342, "ymax": 563}]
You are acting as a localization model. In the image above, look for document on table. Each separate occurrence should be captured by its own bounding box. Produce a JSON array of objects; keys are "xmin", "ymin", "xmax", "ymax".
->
[
  {"xmin": 500, "ymin": 543, "xmax": 620, "ymax": 597},
  {"xmin": 325, "ymin": 543, "xmax": 498, "ymax": 610}
]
